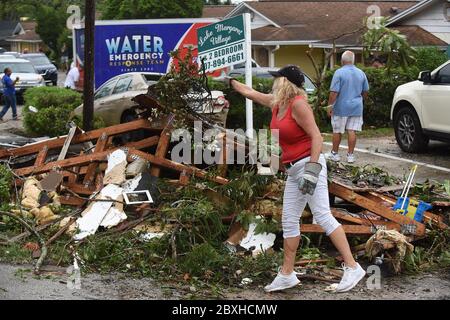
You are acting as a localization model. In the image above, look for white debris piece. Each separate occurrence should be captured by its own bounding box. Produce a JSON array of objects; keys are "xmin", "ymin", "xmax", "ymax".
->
[
  {"xmin": 122, "ymin": 173, "xmax": 142, "ymax": 192},
  {"xmin": 100, "ymin": 207, "xmax": 127, "ymax": 229},
  {"xmin": 74, "ymin": 184, "xmax": 123, "ymax": 240},
  {"xmin": 140, "ymin": 232, "xmax": 165, "ymax": 241},
  {"xmin": 239, "ymin": 221, "xmax": 276, "ymax": 256},
  {"xmin": 103, "ymin": 149, "xmax": 127, "ymax": 185},
  {"xmin": 324, "ymin": 283, "xmax": 339, "ymax": 293}
]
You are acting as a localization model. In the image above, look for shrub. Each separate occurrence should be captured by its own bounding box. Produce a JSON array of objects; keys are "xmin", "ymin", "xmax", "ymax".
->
[
  {"xmin": 23, "ymin": 87, "xmax": 82, "ymax": 137},
  {"xmin": 415, "ymin": 47, "xmax": 448, "ymax": 72}
]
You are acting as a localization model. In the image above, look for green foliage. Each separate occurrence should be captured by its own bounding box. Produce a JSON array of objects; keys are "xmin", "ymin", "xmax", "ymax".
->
[
  {"xmin": 414, "ymin": 47, "xmax": 449, "ymax": 72},
  {"xmin": 22, "ymin": 87, "xmax": 82, "ymax": 137},
  {"xmin": 209, "ymin": 77, "xmax": 274, "ymax": 130},
  {"xmin": 181, "ymin": 243, "xmax": 223, "ymax": 277},
  {"xmin": 219, "ymin": 168, "xmax": 274, "ymax": 210},
  {"xmin": 99, "ymin": 0, "xmax": 203, "ymax": 19},
  {"xmin": 362, "ymin": 17, "xmax": 416, "ymax": 69},
  {"xmin": 72, "ymin": 114, "xmax": 106, "ymax": 131},
  {"xmin": 0, "ymin": 164, "xmax": 13, "ymax": 205}
]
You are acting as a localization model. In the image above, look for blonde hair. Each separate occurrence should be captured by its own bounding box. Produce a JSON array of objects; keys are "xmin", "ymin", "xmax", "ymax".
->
[{"xmin": 271, "ymin": 77, "xmax": 307, "ymax": 109}]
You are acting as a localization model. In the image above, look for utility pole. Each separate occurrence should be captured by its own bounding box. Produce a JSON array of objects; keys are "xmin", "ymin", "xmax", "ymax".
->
[{"xmin": 83, "ymin": 0, "xmax": 95, "ymax": 131}]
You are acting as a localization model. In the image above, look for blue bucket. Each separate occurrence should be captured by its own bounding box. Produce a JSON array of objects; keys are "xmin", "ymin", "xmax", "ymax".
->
[{"xmin": 414, "ymin": 201, "xmax": 432, "ymax": 223}]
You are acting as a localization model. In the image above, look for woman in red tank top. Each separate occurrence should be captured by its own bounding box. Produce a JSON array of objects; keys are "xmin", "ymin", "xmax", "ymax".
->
[{"xmin": 229, "ymin": 65, "xmax": 365, "ymax": 293}]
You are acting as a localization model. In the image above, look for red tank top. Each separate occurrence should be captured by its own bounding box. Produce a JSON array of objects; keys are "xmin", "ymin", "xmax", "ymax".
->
[{"xmin": 270, "ymin": 96, "xmax": 312, "ymax": 163}]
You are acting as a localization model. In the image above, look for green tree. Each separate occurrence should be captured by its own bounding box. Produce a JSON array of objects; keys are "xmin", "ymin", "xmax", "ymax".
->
[
  {"xmin": 0, "ymin": 0, "xmax": 35, "ymax": 20},
  {"xmin": 362, "ymin": 17, "xmax": 416, "ymax": 70},
  {"xmin": 99, "ymin": 0, "xmax": 203, "ymax": 19}
]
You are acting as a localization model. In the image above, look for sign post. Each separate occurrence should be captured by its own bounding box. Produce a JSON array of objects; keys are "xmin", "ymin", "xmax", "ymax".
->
[
  {"xmin": 243, "ymin": 13, "xmax": 253, "ymax": 139},
  {"xmin": 197, "ymin": 14, "xmax": 253, "ymax": 138}
]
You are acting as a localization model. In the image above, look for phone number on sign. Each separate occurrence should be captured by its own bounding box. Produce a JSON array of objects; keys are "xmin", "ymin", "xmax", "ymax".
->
[{"xmin": 201, "ymin": 52, "xmax": 245, "ymax": 70}]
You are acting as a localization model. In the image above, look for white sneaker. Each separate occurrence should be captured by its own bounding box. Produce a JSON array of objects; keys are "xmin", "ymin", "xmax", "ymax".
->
[
  {"xmin": 335, "ymin": 263, "xmax": 366, "ymax": 293},
  {"xmin": 325, "ymin": 151, "xmax": 340, "ymax": 162},
  {"xmin": 347, "ymin": 153, "xmax": 355, "ymax": 163},
  {"xmin": 264, "ymin": 269, "xmax": 300, "ymax": 292}
]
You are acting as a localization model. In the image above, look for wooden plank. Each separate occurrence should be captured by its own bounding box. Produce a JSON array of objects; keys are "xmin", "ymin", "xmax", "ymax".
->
[
  {"xmin": 329, "ymin": 182, "xmax": 426, "ymax": 236},
  {"xmin": 331, "ymin": 208, "xmax": 401, "ymax": 230},
  {"xmin": 57, "ymin": 126, "xmax": 78, "ymax": 161},
  {"xmin": 150, "ymin": 116, "xmax": 174, "ymax": 177},
  {"xmin": 129, "ymin": 149, "xmax": 229, "ymax": 185},
  {"xmin": 63, "ymin": 183, "xmax": 97, "ymax": 195},
  {"xmin": 364, "ymin": 191, "xmax": 447, "ymax": 229},
  {"xmin": 0, "ymin": 119, "xmax": 159, "ymax": 159},
  {"xmin": 14, "ymin": 136, "xmax": 159, "ymax": 177},
  {"xmin": 217, "ymin": 132, "xmax": 228, "ymax": 177},
  {"xmin": 300, "ymin": 224, "xmax": 377, "ymax": 235},
  {"xmin": 34, "ymin": 146, "xmax": 48, "ymax": 166},
  {"xmin": 82, "ymin": 133, "xmax": 109, "ymax": 186},
  {"xmin": 59, "ymin": 196, "xmax": 86, "ymax": 206}
]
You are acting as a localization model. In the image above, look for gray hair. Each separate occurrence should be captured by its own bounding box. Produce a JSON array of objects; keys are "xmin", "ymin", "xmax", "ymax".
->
[{"xmin": 341, "ymin": 51, "xmax": 355, "ymax": 65}]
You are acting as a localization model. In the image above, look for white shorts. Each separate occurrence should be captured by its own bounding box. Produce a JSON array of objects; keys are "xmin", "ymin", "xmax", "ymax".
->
[{"xmin": 331, "ymin": 115, "xmax": 363, "ymax": 134}]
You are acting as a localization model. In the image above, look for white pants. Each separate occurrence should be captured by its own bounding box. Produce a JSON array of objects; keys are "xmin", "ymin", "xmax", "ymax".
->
[{"xmin": 282, "ymin": 154, "xmax": 341, "ymax": 238}]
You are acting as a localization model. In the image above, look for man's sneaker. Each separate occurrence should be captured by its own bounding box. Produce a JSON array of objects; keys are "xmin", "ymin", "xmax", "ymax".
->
[
  {"xmin": 12, "ymin": 116, "xmax": 20, "ymax": 121},
  {"xmin": 335, "ymin": 263, "xmax": 366, "ymax": 293},
  {"xmin": 325, "ymin": 151, "xmax": 340, "ymax": 162},
  {"xmin": 0, "ymin": 118, "xmax": 4, "ymax": 123},
  {"xmin": 264, "ymin": 269, "xmax": 300, "ymax": 292},
  {"xmin": 347, "ymin": 153, "xmax": 355, "ymax": 163}
]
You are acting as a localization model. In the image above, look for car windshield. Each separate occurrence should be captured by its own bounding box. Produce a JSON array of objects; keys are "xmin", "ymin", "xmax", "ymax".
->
[
  {"xmin": 0, "ymin": 62, "xmax": 36, "ymax": 73},
  {"xmin": 24, "ymin": 55, "xmax": 51, "ymax": 65},
  {"xmin": 142, "ymin": 74, "xmax": 162, "ymax": 83}
]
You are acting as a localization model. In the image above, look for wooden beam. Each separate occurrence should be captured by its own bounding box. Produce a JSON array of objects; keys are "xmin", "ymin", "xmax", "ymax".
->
[
  {"xmin": 301, "ymin": 224, "xmax": 377, "ymax": 235},
  {"xmin": 14, "ymin": 136, "xmax": 159, "ymax": 177},
  {"xmin": 329, "ymin": 182, "xmax": 425, "ymax": 236},
  {"xmin": 0, "ymin": 119, "xmax": 160, "ymax": 159},
  {"xmin": 150, "ymin": 116, "xmax": 174, "ymax": 177},
  {"xmin": 34, "ymin": 145, "xmax": 48, "ymax": 166},
  {"xmin": 82, "ymin": 133, "xmax": 109, "ymax": 186},
  {"xmin": 331, "ymin": 208, "xmax": 401, "ymax": 230},
  {"xmin": 129, "ymin": 149, "xmax": 229, "ymax": 185}
]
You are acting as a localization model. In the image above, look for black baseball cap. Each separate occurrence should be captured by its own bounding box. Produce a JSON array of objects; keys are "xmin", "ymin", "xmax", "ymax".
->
[{"xmin": 269, "ymin": 65, "xmax": 305, "ymax": 88}]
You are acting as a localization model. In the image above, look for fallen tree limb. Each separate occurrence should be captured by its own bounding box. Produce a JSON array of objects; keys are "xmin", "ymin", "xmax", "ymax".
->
[{"xmin": 0, "ymin": 211, "xmax": 47, "ymax": 274}]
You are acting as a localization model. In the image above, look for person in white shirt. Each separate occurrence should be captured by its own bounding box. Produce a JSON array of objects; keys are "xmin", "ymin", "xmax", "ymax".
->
[{"xmin": 64, "ymin": 62, "xmax": 80, "ymax": 90}]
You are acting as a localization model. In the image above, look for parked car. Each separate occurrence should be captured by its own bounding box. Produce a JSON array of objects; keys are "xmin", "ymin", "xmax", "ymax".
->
[
  {"xmin": 2, "ymin": 51, "xmax": 20, "ymax": 58},
  {"xmin": 391, "ymin": 60, "xmax": 450, "ymax": 153},
  {"xmin": 0, "ymin": 55, "xmax": 17, "ymax": 60},
  {"xmin": 21, "ymin": 53, "xmax": 57, "ymax": 86},
  {"xmin": 73, "ymin": 72, "xmax": 230, "ymax": 127},
  {"xmin": 0, "ymin": 47, "xmax": 6, "ymax": 54},
  {"xmin": 226, "ymin": 61, "xmax": 317, "ymax": 94},
  {"xmin": 0, "ymin": 58, "xmax": 46, "ymax": 102}
]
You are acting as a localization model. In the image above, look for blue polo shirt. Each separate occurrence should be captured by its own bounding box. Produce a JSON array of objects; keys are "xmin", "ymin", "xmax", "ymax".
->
[
  {"xmin": 330, "ymin": 65, "xmax": 369, "ymax": 117},
  {"xmin": 2, "ymin": 74, "xmax": 15, "ymax": 96}
]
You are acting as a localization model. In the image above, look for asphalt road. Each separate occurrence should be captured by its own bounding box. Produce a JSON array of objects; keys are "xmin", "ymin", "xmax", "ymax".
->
[{"xmin": 1, "ymin": 263, "xmax": 449, "ymax": 300}]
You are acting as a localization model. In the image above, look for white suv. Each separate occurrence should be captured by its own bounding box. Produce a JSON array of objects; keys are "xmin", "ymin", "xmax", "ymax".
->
[{"xmin": 391, "ymin": 60, "xmax": 450, "ymax": 153}]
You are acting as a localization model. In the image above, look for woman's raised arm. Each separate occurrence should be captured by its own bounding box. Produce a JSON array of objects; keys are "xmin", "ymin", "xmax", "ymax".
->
[{"xmin": 230, "ymin": 79, "xmax": 273, "ymax": 108}]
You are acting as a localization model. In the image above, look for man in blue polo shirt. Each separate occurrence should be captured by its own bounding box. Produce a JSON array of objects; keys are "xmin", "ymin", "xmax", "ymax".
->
[
  {"xmin": 326, "ymin": 51, "xmax": 369, "ymax": 163},
  {"xmin": 0, "ymin": 67, "xmax": 20, "ymax": 122}
]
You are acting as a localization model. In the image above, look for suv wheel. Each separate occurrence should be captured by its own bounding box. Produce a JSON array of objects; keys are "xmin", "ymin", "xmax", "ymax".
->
[{"xmin": 394, "ymin": 107, "xmax": 429, "ymax": 153}]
